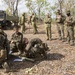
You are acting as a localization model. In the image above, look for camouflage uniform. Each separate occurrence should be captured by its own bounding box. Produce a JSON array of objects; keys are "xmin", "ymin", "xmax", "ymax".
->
[
  {"xmin": 10, "ymin": 31, "xmax": 23, "ymax": 53},
  {"xmin": 31, "ymin": 13, "xmax": 38, "ymax": 34},
  {"xmin": 26, "ymin": 38, "xmax": 49, "ymax": 59},
  {"xmin": 65, "ymin": 11, "xmax": 74, "ymax": 45},
  {"xmin": 56, "ymin": 10, "xmax": 65, "ymax": 40},
  {"xmin": 20, "ymin": 13, "xmax": 26, "ymax": 33},
  {"xmin": 45, "ymin": 14, "xmax": 52, "ymax": 40},
  {"xmin": 0, "ymin": 31, "xmax": 10, "ymax": 67}
]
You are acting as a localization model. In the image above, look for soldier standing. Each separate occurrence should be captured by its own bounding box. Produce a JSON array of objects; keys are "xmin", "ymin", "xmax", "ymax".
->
[
  {"xmin": 65, "ymin": 10, "xmax": 74, "ymax": 46},
  {"xmin": 19, "ymin": 13, "xmax": 26, "ymax": 34},
  {"xmin": 10, "ymin": 26, "xmax": 23, "ymax": 55},
  {"xmin": 31, "ymin": 13, "xmax": 38, "ymax": 34},
  {"xmin": 44, "ymin": 13, "xmax": 52, "ymax": 40},
  {"xmin": 56, "ymin": 10, "xmax": 65, "ymax": 41}
]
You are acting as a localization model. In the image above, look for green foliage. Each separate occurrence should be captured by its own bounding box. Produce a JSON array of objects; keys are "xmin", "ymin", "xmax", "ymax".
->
[
  {"xmin": 25, "ymin": 0, "xmax": 51, "ymax": 19},
  {"xmin": 3, "ymin": 0, "xmax": 21, "ymax": 16},
  {"xmin": 6, "ymin": 8, "xmax": 12, "ymax": 16}
]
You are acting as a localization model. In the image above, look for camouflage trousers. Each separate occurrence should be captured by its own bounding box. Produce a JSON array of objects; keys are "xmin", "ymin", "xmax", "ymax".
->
[
  {"xmin": 21, "ymin": 24, "xmax": 25, "ymax": 33},
  {"xmin": 57, "ymin": 23, "xmax": 64, "ymax": 40},
  {"xmin": 66, "ymin": 25, "xmax": 74, "ymax": 45},
  {"xmin": 45, "ymin": 25, "xmax": 52, "ymax": 40},
  {"xmin": 32, "ymin": 22, "xmax": 38, "ymax": 34},
  {"xmin": 10, "ymin": 42, "xmax": 23, "ymax": 53},
  {"xmin": 0, "ymin": 49, "xmax": 6, "ymax": 64}
]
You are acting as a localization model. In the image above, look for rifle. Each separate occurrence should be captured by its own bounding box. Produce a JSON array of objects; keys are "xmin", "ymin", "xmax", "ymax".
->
[{"xmin": 21, "ymin": 57, "xmax": 35, "ymax": 62}]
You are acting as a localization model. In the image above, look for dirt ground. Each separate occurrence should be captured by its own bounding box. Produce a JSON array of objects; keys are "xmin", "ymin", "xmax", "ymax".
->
[{"xmin": 0, "ymin": 24, "xmax": 75, "ymax": 75}]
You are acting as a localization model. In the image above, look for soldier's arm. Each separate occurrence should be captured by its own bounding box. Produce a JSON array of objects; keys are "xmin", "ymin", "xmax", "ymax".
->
[
  {"xmin": 11, "ymin": 34, "xmax": 17, "ymax": 43},
  {"xmin": 67, "ymin": 17, "xmax": 72, "ymax": 23},
  {"xmin": 11, "ymin": 34, "xmax": 14, "ymax": 40},
  {"xmin": 48, "ymin": 18, "xmax": 52, "ymax": 23},
  {"xmin": 70, "ymin": 17, "xmax": 73, "ymax": 23},
  {"xmin": 21, "ymin": 33, "xmax": 23, "ymax": 42},
  {"xmin": 17, "ymin": 33, "xmax": 23, "ymax": 43},
  {"xmin": 4, "ymin": 38, "xmax": 10, "ymax": 51},
  {"xmin": 4, "ymin": 38, "xmax": 10, "ymax": 59}
]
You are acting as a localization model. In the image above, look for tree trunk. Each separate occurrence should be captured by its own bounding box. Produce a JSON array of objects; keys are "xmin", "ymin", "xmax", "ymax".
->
[
  {"xmin": 58, "ymin": 0, "xmax": 63, "ymax": 14},
  {"xmin": 38, "ymin": 7, "xmax": 41, "ymax": 18}
]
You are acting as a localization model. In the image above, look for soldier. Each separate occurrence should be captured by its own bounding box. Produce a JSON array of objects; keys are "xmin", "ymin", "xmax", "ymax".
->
[
  {"xmin": 0, "ymin": 26, "xmax": 9, "ymax": 58},
  {"xmin": 56, "ymin": 10, "xmax": 65, "ymax": 41},
  {"xmin": 10, "ymin": 25, "xmax": 23, "ymax": 55},
  {"xmin": 44, "ymin": 13, "xmax": 52, "ymax": 40},
  {"xmin": 26, "ymin": 38, "xmax": 49, "ymax": 59},
  {"xmin": 28, "ymin": 15, "xmax": 32, "ymax": 24},
  {"xmin": 0, "ymin": 26, "xmax": 10, "ymax": 71},
  {"xmin": 31, "ymin": 13, "xmax": 38, "ymax": 34},
  {"xmin": 65, "ymin": 10, "xmax": 74, "ymax": 46},
  {"xmin": 19, "ymin": 13, "xmax": 26, "ymax": 34},
  {"xmin": 0, "ymin": 24, "xmax": 7, "ymax": 38}
]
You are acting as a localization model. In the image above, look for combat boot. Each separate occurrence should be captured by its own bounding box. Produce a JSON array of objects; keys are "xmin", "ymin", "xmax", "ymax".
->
[
  {"xmin": 2, "ymin": 62, "xmax": 10, "ymax": 73},
  {"xmin": 47, "ymin": 37, "xmax": 49, "ymax": 40},
  {"xmin": 62, "ymin": 38, "xmax": 65, "ymax": 42},
  {"xmin": 70, "ymin": 41, "xmax": 74, "ymax": 46}
]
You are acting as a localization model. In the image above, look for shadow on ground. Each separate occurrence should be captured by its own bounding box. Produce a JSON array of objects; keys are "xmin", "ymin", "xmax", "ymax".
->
[
  {"xmin": 47, "ymin": 53, "xmax": 65, "ymax": 61},
  {"xmin": 6, "ymin": 53, "xmax": 65, "ymax": 72}
]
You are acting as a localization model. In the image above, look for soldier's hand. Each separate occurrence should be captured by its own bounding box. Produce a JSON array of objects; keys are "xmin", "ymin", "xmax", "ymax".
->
[
  {"xmin": 11, "ymin": 40, "xmax": 14, "ymax": 43},
  {"xmin": 11, "ymin": 40, "xmax": 16, "ymax": 43}
]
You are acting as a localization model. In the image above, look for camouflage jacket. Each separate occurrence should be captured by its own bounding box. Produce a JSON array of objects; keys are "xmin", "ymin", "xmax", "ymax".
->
[
  {"xmin": 56, "ymin": 14, "xmax": 65, "ymax": 23},
  {"xmin": 26, "ymin": 38, "xmax": 42, "ymax": 51},
  {"xmin": 44, "ymin": 17, "xmax": 52, "ymax": 27},
  {"xmin": 19, "ymin": 15, "xmax": 25, "ymax": 25},
  {"xmin": 0, "ymin": 29, "xmax": 7, "ymax": 38},
  {"xmin": 31, "ymin": 15, "xmax": 36, "ymax": 23},
  {"xmin": 65, "ymin": 16, "xmax": 73, "ymax": 26},
  {"xmin": 45, "ymin": 17, "xmax": 52, "ymax": 24},
  {"xmin": 11, "ymin": 32, "xmax": 23, "ymax": 43},
  {"xmin": 56, "ymin": 14, "xmax": 62, "ymax": 23}
]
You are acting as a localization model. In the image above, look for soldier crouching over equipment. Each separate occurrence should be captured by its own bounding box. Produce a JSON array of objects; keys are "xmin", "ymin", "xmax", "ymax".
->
[
  {"xmin": 25, "ymin": 38, "xmax": 49, "ymax": 59},
  {"xmin": 0, "ymin": 26, "xmax": 10, "ymax": 72},
  {"xmin": 10, "ymin": 25, "xmax": 23, "ymax": 55}
]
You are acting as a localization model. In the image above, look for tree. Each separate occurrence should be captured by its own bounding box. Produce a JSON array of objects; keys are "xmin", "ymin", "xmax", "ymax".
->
[
  {"xmin": 3, "ymin": 0, "xmax": 21, "ymax": 16},
  {"xmin": 36, "ymin": 0, "xmax": 45, "ymax": 18},
  {"xmin": 58, "ymin": 0, "xmax": 64, "ymax": 13},
  {"xmin": 6, "ymin": 8, "xmax": 12, "ymax": 15},
  {"xmin": 25, "ymin": 0, "xmax": 51, "ymax": 19},
  {"xmin": 25, "ymin": 0, "xmax": 37, "ymax": 14}
]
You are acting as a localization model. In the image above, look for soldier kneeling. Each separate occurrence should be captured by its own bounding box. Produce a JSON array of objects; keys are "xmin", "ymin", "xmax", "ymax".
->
[
  {"xmin": 10, "ymin": 26, "xmax": 24, "ymax": 55},
  {"xmin": 25, "ymin": 38, "xmax": 49, "ymax": 59}
]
